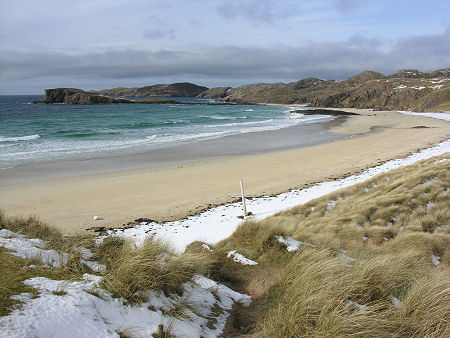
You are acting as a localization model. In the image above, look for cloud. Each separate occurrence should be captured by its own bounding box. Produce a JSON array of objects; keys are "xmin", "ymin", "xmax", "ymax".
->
[
  {"xmin": 217, "ymin": 0, "xmax": 296, "ymax": 25},
  {"xmin": 143, "ymin": 28, "xmax": 176, "ymax": 40},
  {"xmin": 143, "ymin": 14, "xmax": 176, "ymax": 40},
  {"xmin": 0, "ymin": 26, "xmax": 449, "ymax": 92},
  {"xmin": 217, "ymin": 0, "xmax": 366, "ymax": 24},
  {"xmin": 334, "ymin": 0, "xmax": 365, "ymax": 14}
]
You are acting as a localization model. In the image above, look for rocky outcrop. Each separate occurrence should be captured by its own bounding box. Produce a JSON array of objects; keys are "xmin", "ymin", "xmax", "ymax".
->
[
  {"xmin": 42, "ymin": 88, "xmax": 132, "ymax": 104},
  {"xmin": 202, "ymin": 68, "xmax": 450, "ymax": 112},
  {"xmin": 39, "ymin": 88, "xmax": 181, "ymax": 105},
  {"xmin": 100, "ymin": 82, "xmax": 208, "ymax": 98}
]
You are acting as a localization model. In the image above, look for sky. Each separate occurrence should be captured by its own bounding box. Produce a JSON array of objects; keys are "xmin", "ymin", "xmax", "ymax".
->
[{"xmin": 0, "ymin": 0, "xmax": 449, "ymax": 94}]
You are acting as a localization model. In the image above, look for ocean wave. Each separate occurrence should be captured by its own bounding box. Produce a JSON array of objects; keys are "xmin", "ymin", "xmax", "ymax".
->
[
  {"xmin": 288, "ymin": 113, "xmax": 304, "ymax": 119},
  {"xmin": 208, "ymin": 115, "xmax": 247, "ymax": 120},
  {"xmin": 0, "ymin": 134, "xmax": 40, "ymax": 142}
]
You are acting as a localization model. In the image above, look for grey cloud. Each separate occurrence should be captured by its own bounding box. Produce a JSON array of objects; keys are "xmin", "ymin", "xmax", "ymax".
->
[
  {"xmin": 143, "ymin": 28, "xmax": 176, "ymax": 40},
  {"xmin": 217, "ymin": 0, "xmax": 296, "ymax": 25},
  {"xmin": 143, "ymin": 15, "xmax": 176, "ymax": 40},
  {"xmin": 217, "ymin": 0, "xmax": 366, "ymax": 24},
  {"xmin": 1, "ymin": 27, "xmax": 449, "ymax": 89},
  {"xmin": 334, "ymin": 0, "xmax": 365, "ymax": 14}
]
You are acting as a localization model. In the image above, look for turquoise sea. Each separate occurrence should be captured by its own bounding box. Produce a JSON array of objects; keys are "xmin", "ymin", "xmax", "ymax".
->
[{"xmin": 0, "ymin": 95, "xmax": 332, "ymax": 169}]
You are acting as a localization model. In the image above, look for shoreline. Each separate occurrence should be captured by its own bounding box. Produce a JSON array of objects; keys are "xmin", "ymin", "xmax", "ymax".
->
[
  {"xmin": 0, "ymin": 108, "xmax": 449, "ymax": 235},
  {"xmin": 0, "ymin": 117, "xmax": 343, "ymax": 186}
]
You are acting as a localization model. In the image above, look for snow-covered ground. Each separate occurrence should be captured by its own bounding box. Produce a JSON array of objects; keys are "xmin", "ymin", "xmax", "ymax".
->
[
  {"xmin": 0, "ymin": 273, "xmax": 250, "ymax": 338},
  {"xmin": 0, "ymin": 229, "xmax": 68, "ymax": 268},
  {"xmin": 105, "ymin": 139, "xmax": 450, "ymax": 252},
  {"xmin": 398, "ymin": 111, "xmax": 450, "ymax": 121}
]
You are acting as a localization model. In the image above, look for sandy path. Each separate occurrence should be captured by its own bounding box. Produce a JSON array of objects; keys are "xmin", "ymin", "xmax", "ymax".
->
[{"xmin": 0, "ymin": 109, "xmax": 448, "ymax": 234}]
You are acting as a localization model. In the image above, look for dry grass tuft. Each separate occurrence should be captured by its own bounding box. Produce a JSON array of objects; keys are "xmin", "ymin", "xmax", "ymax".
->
[{"xmin": 100, "ymin": 237, "xmax": 211, "ymax": 302}]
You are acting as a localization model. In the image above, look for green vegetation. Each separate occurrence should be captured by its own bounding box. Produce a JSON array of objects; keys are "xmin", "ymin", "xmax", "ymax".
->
[{"xmin": 1, "ymin": 154, "xmax": 449, "ymax": 336}]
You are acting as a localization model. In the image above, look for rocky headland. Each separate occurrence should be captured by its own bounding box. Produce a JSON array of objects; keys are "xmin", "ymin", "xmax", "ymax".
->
[
  {"xmin": 202, "ymin": 68, "xmax": 450, "ymax": 112},
  {"xmin": 33, "ymin": 88, "xmax": 181, "ymax": 104}
]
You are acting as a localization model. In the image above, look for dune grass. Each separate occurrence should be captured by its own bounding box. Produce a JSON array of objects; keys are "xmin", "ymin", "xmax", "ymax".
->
[
  {"xmin": 209, "ymin": 154, "xmax": 450, "ymax": 336},
  {"xmin": 100, "ymin": 237, "xmax": 211, "ymax": 302}
]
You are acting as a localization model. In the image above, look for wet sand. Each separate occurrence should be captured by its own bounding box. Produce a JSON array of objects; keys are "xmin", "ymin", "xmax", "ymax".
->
[{"xmin": 0, "ymin": 108, "xmax": 449, "ymax": 234}]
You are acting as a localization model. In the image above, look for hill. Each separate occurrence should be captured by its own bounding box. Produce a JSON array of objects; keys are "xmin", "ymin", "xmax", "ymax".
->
[
  {"xmin": 201, "ymin": 68, "xmax": 450, "ymax": 112},
  {"xmin": 99, "ymin": 82, "xmax": 208, "ymax": 97}
]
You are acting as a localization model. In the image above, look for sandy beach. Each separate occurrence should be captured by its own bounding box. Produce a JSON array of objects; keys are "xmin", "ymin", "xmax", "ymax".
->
[{"xmin": 0, "ymin": 108, "xmax": 449, "ymax": 235}]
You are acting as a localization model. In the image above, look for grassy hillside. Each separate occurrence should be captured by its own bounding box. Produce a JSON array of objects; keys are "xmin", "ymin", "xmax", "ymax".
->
[
  {"xmin": 196, "ymin": 154, "xmax": 450, "ymax": 336},
  {"xmin": 210, "ymin": 68, "xmax": 450, "ymax": 112},
  {"xmin": 1, "ymin": 154, "xmax": 449, "ymax": 336}
]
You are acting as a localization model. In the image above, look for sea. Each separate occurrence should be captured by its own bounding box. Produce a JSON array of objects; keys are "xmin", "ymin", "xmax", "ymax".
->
[{"xmin": 0, "ymin": 95, "xmax": 333, "ymax": 169}]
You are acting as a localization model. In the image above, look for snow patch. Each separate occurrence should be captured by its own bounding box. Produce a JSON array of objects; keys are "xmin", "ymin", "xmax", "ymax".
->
[
  {"xmin": 227, "ymin": 250, "xmax": 258, "ymax": 265},
  {"xmin": 398, "ymin": 111, "xmax": 450, "ymax": 121},
  {"xmin": 339, "ymin": 253, "xmax": 356, "ymax": 263},
  {"xmin": 0, "ymin": 230, "xmax": 68, "ymax": 268},
  {"xmin": 201, "ymin": 244, "xmax": 212, "ymax": 251},
  {"xmin": 0, "ymin": 274, "xmax": 251, "ymax": 338},
  {"xmin": 390, "ymin": 296, "xmax": 403, "ymax": 308},
  {"xmin": 325, "ymin": 200, "xmax": 336, "ymax": 213},
  {"xmin": 434, "ymin": 158, "xmax": 448, "ymax": 163},
  {"xmin": 275, "ymin": 235, "xmax": 314, "ymax": 252},
  {"xmin": 423, "ymin": 176, "xmax": 437, "ymax": 186},
  {"xmin": 432, "ymin": 254, "xmax": 441, "ymax": 266},
  {"xmin": 346, "ymin": 300, "xmax": 368, "ymax": 311}
]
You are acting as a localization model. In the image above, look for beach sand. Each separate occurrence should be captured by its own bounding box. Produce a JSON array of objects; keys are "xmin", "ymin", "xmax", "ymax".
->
[{"xmin": 0, "ymin": 109, "xmax": 449, "ymax": 235}]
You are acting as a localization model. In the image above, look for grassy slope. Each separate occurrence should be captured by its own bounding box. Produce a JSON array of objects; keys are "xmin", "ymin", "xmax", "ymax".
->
[
  {"xmin": 195, "ymin": 154, "xmax": 450, "ymax": 336},
  {"xmin": 1, "ymin": 154, "xmax": 449, "ymax": 336}
]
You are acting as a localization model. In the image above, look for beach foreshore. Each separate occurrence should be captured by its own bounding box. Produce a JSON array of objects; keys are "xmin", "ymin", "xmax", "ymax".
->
[{"xmin": 0, "ymin": 108, "xmax": 449, "ymax": 235}]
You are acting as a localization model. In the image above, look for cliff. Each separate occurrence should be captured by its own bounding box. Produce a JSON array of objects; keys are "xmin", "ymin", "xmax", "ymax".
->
[
  {"xmin": 202, "ymin": 68, "xmax": 450, "ymax": 112},
  {"xmin": 99, "ymin": 82, "xmax": 208, "ymax": 98},
  {"xmin": 38, "ymin": 88, "xmax": 180, "ymax": 104}
]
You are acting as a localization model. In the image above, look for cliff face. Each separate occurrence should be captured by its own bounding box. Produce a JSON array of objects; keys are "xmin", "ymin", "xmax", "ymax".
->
[
  {"xmin": 41, "ymin": 88, "xmax": 181, "ymax": 105},
  {"xmin": 43, "ymin": 88, "xmax": 133, "ymax": 104},
  {"xmin": 203, "ymin": 68, "xmax": 450, "ymax": 112},
  {"xmin": 100, "ymin": 82, "xmax": 208, "ymax": 97}
]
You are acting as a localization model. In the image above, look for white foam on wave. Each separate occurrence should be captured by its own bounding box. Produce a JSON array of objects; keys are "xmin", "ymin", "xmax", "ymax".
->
[
  {"xmin": 0, "ymin": 134, "xmax": 40, "ymax": 142},
  {"xmin": 208, "ymin": 115, "xmax": 247, "ymax": 120}
]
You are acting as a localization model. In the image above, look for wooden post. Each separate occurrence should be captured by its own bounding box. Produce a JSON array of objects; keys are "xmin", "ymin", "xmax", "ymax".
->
[{"xmin": 240, "ymin": 178, "xmax": 247, "ymax": 217}]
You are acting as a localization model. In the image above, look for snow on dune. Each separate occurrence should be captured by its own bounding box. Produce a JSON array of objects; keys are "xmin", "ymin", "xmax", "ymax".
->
[
  {"xmin": 106, "ymin": 139, "xmax": 450, "ymax": 252},
  {"xmin": 0, "ymin": 274, "xmax": 250, "ymax": 338}
]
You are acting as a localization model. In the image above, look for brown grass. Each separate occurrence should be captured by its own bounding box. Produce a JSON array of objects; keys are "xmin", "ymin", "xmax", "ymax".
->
[{"xmin": 215, "ymin": 154, "xmax": 450, "ymax": 336}]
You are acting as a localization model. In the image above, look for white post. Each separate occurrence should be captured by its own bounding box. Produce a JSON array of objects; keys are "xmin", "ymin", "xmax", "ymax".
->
[{"xmin": 240, "ymin": 178, "xmax": 247, "ymax": 217}]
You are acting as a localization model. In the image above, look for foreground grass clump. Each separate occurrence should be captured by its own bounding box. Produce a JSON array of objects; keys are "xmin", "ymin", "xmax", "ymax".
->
[
  {"xmin": 0, "ymin": 213, "xmax": 95, "ymax": 315},
  {"xmin": 1, "ymin": 212, "xmax": 215, "ymax": 310},
  {"xmin": 211, "ymin": 154, "xmax": 450, "ymax": 336},
  {"xmin": 101, "ymin": 237, "xmax": 211, "ymax": 302}
]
